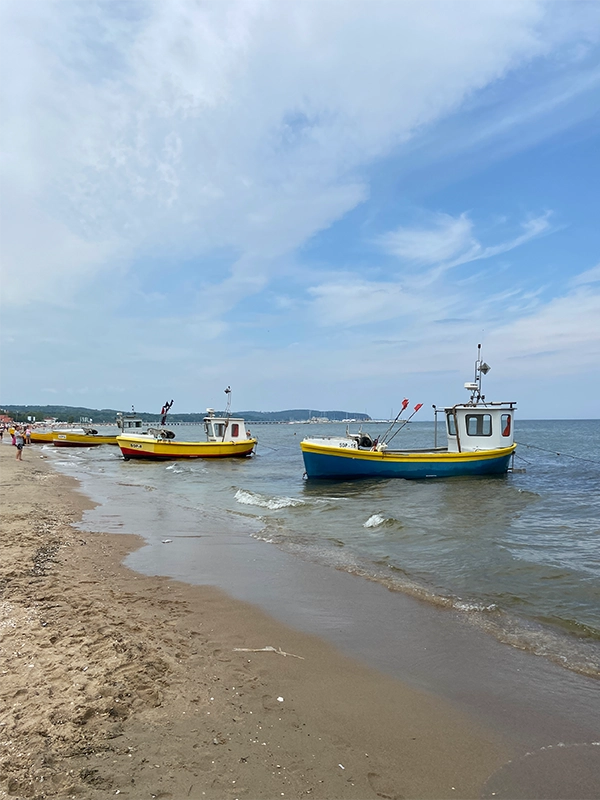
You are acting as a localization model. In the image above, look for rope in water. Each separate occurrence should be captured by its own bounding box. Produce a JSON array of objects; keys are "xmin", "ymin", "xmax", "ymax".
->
[{"xmin": 515, "ymin": 441, "xmax": 600, "ymax": 466}]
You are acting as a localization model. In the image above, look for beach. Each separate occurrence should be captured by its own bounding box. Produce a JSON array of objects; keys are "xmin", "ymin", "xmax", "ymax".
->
[
  {"xmin": 0, "ymin": 444, "xmax": 600, "ymax": 800},
  {"xmin": 1, "ymin": 443, "xmax": 599, "ymax": 800}
]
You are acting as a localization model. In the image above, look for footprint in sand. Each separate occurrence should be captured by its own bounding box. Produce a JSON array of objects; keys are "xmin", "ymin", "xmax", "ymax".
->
[
  {"xmin": 367, "ymin": 771, "xmax": 404, "ymax": 800},
  {"xmin": 212, "ymin": 648, "xmax": 232, "ymax": 663}
]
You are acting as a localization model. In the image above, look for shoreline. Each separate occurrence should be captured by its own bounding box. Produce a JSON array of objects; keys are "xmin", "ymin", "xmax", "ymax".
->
[
  {"xmin": 1, "ymin": 444, "xmax": 599, "ymax": 799},
  {"xmin": 1, "ymin": 445, "xmax": 511, "ymax": 799}
]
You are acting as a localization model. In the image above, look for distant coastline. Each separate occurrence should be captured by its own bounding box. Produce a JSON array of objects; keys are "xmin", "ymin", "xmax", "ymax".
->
[{"xmin": 0, "ymin": 403, "xmax": 371, "ymax": 425}]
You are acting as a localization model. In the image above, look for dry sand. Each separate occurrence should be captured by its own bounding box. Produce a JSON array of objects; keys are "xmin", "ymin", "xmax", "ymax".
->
[{"xmin": 0, "ymin": 443, "xmax": 512, "ymax": 799}]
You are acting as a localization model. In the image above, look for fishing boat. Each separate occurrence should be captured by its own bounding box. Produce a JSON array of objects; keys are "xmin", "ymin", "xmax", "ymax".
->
[
  {"xmin": 33, "ymin": 408, "xmax": 142, "ymax": 446},
  {"xmin": 116, "ymin": 390, "xmax": 257, "ymax": 460},
  {"xmin": 116, "ymin": 409, "xmax": 145, "ymax": 432},
  {"xmin": 52, "ymin": 428, "xmax": 119, "ymax": 447},
  {"xmin": 29, "ymin": 428, "xmax": 58, "ymax": 443},
  {"xmin": 301, "ymin": 346, "xmax": 516, "ymax": 480}
]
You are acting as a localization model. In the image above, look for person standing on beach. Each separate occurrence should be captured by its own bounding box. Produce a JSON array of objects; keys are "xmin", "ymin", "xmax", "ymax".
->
[
  {"xmin": 14, "ymin": 428, "xmax": 24, "ymax": 460},
  {"xmin": 0, "ymin": 425, "xmax": 4, "ymax": 442},
  {"xmin": 25, "ymin": 426, "xmax": 31, "ymax": 445}
]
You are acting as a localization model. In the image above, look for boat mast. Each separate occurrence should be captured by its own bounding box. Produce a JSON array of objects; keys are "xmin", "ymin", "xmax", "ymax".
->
[
  {"xmin": 467, "ymin": 344, "xmax": 490, "ymax": 404},
  {"xmin": 222, "ymin": 386, "xmax": 232, "ymax": 441}
]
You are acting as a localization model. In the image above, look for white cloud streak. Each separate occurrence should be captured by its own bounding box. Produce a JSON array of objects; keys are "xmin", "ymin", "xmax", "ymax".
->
[
  {"xmin": 1, "ymin": 0, "xmax": 550, "ymax": 307},
  {"xmin": 570, "ymin": 263, "xmax": 600, "ymax": 287},
  {"xmin": 379, "ymin": 211, "xmax": 553, "ymax": 274},
  {"xmin": 378, "ymin": 213, "xmax": 475, "ymax": 265}
]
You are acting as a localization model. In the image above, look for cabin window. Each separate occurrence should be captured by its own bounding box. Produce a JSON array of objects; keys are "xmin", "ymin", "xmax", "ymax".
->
[
  {"xmin": 501, "ymin": 414, "xmax": 511, "ymax": 437},
  {"xmin": 466, "ymin": 414, "xmax": 492, "ymax": 436},
  {"xmin": 446, "ymin": 413, "xmax": 457, "ymax": 436},
  {"xmin": 231, "ymin": 423, "xmax": 239, "ymax": 437},
  {"xmin": 214, "ymin": 423, "xmax": 225, "ymax": 437}
]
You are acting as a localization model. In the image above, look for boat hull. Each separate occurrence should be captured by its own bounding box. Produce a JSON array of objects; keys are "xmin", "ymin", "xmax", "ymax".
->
[
  {"xmin": 301, "ymin": 442, "xmax": 516, "ymax": 480},
  {"xmin": 29, "ymin": 431, "xmax": 56, "ymax": 443},
  {"xmin": 53, "ymin": 433, "xmax": 118, "ymax": 447},
  {"xmin": 117, "ymin": 435, "xmax": 257, "ymax": 460}
]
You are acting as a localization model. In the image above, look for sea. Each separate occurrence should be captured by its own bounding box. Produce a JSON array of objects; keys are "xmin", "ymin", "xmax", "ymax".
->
[{"xmin": 42, "ymin": 418, "xmax": 600, "ymax": 683}]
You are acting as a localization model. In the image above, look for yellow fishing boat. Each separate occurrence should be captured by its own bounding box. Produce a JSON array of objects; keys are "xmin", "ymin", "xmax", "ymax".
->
[
  {"xmin": 52, "ymin": 428, "xmax": 119, "ymax": 447},
  {"xmin": 29, "ymin": 429, "xmax": 57, "ymax": 443},
  {"xmin": 31, "ymin": 411, "xmax": 142, "ymax": 445},
  {"xmin": 117, "ymin": 430, "xmax": 256, "ymax": 459},
  {"xmin": 117, "ymin": 392, "xmax": 256, "ymax": 460}
]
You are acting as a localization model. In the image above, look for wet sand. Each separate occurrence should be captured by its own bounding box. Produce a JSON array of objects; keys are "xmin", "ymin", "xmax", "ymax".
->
[{"xmin": 0, "ymin": 444, "xmax": 598, "ymax": 800}]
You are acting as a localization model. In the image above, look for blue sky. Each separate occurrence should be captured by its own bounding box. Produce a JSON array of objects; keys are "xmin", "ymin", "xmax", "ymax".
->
[{"xmin": 1, "ymin": 0, "xmax": 599, "ymax": 419}]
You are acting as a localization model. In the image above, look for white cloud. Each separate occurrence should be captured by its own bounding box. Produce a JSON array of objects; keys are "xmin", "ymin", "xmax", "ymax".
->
[
  {"xmin": 379, "ymin": 211, "xmax": 553, "ymax": 275},
  {"xmin": 488, "ymin": 287, "xmax": 600, "ymax": 376},
  {"xmin": 378, "ymin": 213, "xmax": 475, "ymax": 265},
  {"xmin": 1, "ymin": 0, "xmax": 552, "ymax": 308},
  {"xmin": 0, "ymin": 187, "xmax": 119, "ymax": 304},
  {"xmin": 570, "ymin": 263, "xmax": 600, "ymax": 286},
  {"xmin": 309, "ymin": 276, "xmax": 461, "ymax": 328},
  {"xmin": 443, "ymin": 213, "xmax": 553, "ymax": 270},
  {"xmin": 311, "ymin": 209, "xmax": 555, "ymax": 329}
]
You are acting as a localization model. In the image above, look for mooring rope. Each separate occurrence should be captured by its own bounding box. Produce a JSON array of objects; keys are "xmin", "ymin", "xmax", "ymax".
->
[{"xmin": 516, "ymin": 441, "xmax": 600, "ymax": 466}]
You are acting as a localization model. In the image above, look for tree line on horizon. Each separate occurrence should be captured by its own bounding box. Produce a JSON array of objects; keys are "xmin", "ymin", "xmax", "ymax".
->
[{"xmin": 1, "ymin": 404, "xmax": 371, "ymax": 424}]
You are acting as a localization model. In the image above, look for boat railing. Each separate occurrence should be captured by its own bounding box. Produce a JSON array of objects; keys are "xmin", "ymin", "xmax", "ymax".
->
[{"xmin": 386, "ymin": 446, "xmax": 448, "ymax": 454}]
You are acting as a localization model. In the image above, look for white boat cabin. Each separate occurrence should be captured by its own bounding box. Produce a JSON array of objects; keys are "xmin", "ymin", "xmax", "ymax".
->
[
  {"xmin": 203, "ymin": 409, "xmax": 250, "ymax": 442},
  {"xmin": 444, "ymin": 402, "xmax": 515, "ymax": 453},
  {"xmin": 116, "ymin": 412, "xmax": 145, "ymax": 431}
]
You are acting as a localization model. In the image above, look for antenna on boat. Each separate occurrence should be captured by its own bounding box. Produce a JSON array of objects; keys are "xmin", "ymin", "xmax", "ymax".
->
[
  {"xmin": 465, "ymin": 344, "xmax": 490, "ymax": 404},
  {"xmin": 222, "ymin": 386, "xmax": 232, "ymax": 441}
]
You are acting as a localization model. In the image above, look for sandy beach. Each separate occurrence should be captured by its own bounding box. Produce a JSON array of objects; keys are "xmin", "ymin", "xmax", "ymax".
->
[{"xmin": 3, "ymin": 442, "xmax": 600, "ymax": 800}]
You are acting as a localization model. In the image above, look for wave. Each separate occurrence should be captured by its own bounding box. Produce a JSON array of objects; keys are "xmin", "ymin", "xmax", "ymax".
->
[
  {"xmin": 234, "ymin": 488, "xmax": 305, "ymax": 511},
  {"xmin": 363, "ymin": 514, "xmax": 386, "ymax": 528},
  {"xmin": 363, "ymin": 513, "xmax": 401, "ymax": 529}
]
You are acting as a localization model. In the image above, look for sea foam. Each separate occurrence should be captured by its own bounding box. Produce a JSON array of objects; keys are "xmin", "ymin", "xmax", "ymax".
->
[
  {"xmin": 363, "ymin": 514, "xmax": 387, "ymax": 528},
  {"xmin": 234, "ymin": 489, "xmax": 304, "ymax": 510}
]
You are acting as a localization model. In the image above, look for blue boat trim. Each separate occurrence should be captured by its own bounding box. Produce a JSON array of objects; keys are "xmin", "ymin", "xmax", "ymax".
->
[{"xmin": 301, "ymin": 444, "xmax": 516, "ymax": 480}]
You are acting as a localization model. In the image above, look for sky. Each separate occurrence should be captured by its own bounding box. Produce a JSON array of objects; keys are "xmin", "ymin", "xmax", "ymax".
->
[{"xmin": 1, "ymin": 0, "xmax": 599, "ymax": 419}]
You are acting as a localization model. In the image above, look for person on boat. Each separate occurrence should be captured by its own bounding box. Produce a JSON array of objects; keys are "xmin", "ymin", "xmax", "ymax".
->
[{"xmin": 14, "ymin": 427, "xmax": 24, "ymax": 460}]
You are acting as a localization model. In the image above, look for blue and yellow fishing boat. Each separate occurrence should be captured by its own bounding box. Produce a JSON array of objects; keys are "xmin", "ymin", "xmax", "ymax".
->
[{"xmin": 301, "ymin": 346, "xmax": 516, "ymax": 480}]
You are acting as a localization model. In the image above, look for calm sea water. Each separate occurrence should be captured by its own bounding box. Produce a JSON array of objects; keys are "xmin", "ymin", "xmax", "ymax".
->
[{"xmin": 43, "ymin": 419, "xmax": 600, "ymax": 678}]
